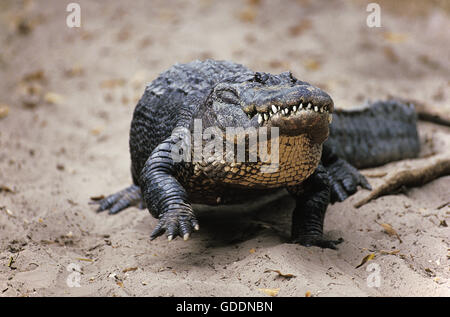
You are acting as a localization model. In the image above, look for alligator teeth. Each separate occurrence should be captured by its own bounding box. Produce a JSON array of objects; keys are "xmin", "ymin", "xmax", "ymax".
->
[
  {"xmin": 258, "ymin": 114, "xmax": 263, "ymax": 124},
  {"xmin": 252, "ymin": 102, "xmax": 330, "ymax": 122},
  {"xmin": 328, "ymin": 114, "xmax": 333, "ymax": 123}
]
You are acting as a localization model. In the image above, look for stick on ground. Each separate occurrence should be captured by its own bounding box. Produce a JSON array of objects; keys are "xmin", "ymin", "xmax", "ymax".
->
[{"xmin": 354, "ymin": 155, "xmax": 450, "ymax": 208}]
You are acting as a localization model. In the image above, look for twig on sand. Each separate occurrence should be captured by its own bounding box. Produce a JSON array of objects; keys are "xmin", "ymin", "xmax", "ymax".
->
[{"xmin": 354, "ymin": 155, "xmax": 450, "ymax": 208}]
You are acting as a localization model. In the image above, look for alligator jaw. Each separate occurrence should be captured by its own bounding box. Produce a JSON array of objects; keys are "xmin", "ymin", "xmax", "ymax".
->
[
  {"xmin": 245, "ymin": 101, "xmax": 332, "ymax": 143},
  {"xmin": 248, "ymin": 102, "xmax": 333, "ymax": 125}
]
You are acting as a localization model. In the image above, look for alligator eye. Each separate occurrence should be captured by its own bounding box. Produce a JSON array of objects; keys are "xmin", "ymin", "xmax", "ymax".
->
[
  {"xmin": 254, "ymin": 72, "xmax": 269, "ymax": 84},
  {"xmin": 216, "ymin": 89, "xmax": 240, "ymax": 105}
]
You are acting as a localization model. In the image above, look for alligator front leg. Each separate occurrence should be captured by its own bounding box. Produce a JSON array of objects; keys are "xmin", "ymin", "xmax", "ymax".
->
[
  {"xmin": 288, "ymin": 164, "xmax": 343, "ymax": 249},
  {"xmin": 140, "ymin": 135, "xmax": 199, "ymax": 241}
]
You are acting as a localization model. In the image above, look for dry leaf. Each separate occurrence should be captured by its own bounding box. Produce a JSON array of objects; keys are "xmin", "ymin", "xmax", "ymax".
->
[
  {"xmin": 268, "ymin": 60, "xmax": 290, "ymax": 69},
  {"xmin": 100, "ymin": 78, "xmax": 126, "ymax": 89},
  {"xmin": 258, "ymin": 288, "xmax": 280, "ymax": 297},
  {"xmin": 418, "ymin": 54, "xmax": 440, "ymax": 70},
  {"xmin": 379, "ymin": 223, "xmax": 402, "ymax": 243},
  {"xmin": 288, "ymin": 19, "xmax": 312, "ymax": 37},
  {"xmin": 139, "ymin": 37, "xmax": 153, "ymax": 49},
  {"xmin": 355, "ymin": 253, "xmax": 375, "ymax": 268},
  {"xmin": 8, "ymin": 256, "xmax": 15, "ymax": 268},
  {"xmin": 77, "ymin": 258, "xmax": 94, "ymax": 262},
  {"xmin": 121, "ymin": 95, "xmax": 129, "ymax": 105},
  {"xmin": 65, "ymin": 65, "xmax": 84, "ymax": 77},
  {"xmin": 424, "ymin": 268, "xmax": 435, "ymax": 276},
  {"xmin": 305, "ymin": 291, "xmax": 311, "ymax": 297},
  {"xmin": 90, "ymin": 195, "xmax": 105, "ymax": 201},
  {"xmin": 249, "ymin": 248, "xmax": 256, "ymax": 254},
  {"xmin": 303, "ymin": 58, "xmax": 321, "ymax": 71},
  {"xmin": 67, "ymin": 199, "xmax": 78, "ymax": 206},
  {"xmin": 264, "ymin": 269, "xmax": 296, "ymax": 279},
  {"xmin": 379, "ymin": 250, "xmax": 400, "ymax": 255},
  {"xmin": 44, "ymin": 92, "xmax": 64, "ymax": 105},
  {"xmin": 238, "ymin": 7, "xmax": 256, "ymax": 22},
  {"xmin": 40, "ymin": 239, "xmax": 55, "ymax": 245},
  {"xmin": 1, "ymin": 206, "xmax": 15, "ymax": 217},
  {"xmin": 90, "ymin": 127, "xmax": 104, "ymax": 135},
  {"xmin": 122, "ymin": 267, "xmax": 138, "ymax": 273},
  {"xmin": 247, "ymin": 0, "xmax": 262, "ymax": 6},
  {"xmin": 383, "ymin": 46, "xmax": 399, "ymax": 63},
  {"xmin": 14, "ymin": 17, "xmax": 33, "ymax": 35},
  {"xmin": 116, "ymin": 281, "xmax": 124, "ymax": 288},
  {"xmin": 22, "ymin": 70, "xmax": 46, "ymax": 82},
  {"xmin": 80, "ymin": 31, "xmax": 94, "ymax": 41},
  {"xmin": 383, "ymin": 32, "xmax": 408, "ymax": 43},
  {"xmin": 0, "ymin": 104, "xmax": 10, "ymax": 119},
  {"xmin": 0, "ymin": 185, "xmax": 14, "ymax": 193}
]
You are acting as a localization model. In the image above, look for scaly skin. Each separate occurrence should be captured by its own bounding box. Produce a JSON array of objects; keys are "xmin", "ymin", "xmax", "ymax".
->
[
  {"xmin": 93, "ymin": 60, "xmax": 420, "ymax": 249},
  {"xmin": 325, "ymin": 100, "xmax": 420, "ymax": 169}
]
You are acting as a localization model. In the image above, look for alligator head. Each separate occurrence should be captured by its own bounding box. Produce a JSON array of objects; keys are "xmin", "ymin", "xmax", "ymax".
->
[{"xmin": 192, "ymin": 71, "xmax": 334, "ymax": 188}]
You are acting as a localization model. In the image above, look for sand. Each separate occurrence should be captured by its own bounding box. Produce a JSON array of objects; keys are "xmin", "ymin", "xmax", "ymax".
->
[{"xmin": 0, "ymin": 0, "xmax": 449, "ymax": 297}]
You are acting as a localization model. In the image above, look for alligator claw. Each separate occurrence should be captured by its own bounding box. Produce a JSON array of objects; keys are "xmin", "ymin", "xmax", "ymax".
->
[{"xmin": 150, "ymin": 208, "xmax": 198, "ymax": 241}]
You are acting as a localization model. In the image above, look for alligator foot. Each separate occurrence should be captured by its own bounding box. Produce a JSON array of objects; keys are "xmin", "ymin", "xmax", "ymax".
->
[{"xmin": 91, "ymin": 184, "xmax": 145, "ymax": 214}]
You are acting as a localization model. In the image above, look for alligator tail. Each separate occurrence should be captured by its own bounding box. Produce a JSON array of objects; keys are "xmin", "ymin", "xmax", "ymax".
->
[{"xmin": 325, "ymin": 99, "xmax": 420, "ymax": 169}]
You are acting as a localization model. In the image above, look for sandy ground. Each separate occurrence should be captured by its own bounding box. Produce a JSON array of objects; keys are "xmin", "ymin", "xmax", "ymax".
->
[{"xmin": 0, "ymin": 0, "xmax": 449, "ymax": 297}]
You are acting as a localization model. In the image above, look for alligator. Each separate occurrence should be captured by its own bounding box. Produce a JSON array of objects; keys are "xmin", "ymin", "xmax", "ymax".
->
[{"xmin": 92, "ymin": 60, "xmax": 421, "ymax": 249}]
